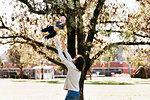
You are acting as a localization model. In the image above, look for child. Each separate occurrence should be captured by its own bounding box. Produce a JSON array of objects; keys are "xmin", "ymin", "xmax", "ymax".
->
[
  {"xmin": 54, "ymin": 38, "xmax": 85, "ymax": 100},
  {"xmin": 40, "ymin": 16, "xmax": 66, "ymax": 40}
]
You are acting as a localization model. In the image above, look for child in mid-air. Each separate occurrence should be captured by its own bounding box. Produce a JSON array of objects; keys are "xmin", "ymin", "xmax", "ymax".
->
[{"xmin": 40, "ymin": 16, "xmax": 66, "ymax": 40}]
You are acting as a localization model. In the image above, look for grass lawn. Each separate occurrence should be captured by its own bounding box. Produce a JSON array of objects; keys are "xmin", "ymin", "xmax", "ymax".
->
[
  {"xmin": 11, "ymin": 76, "xmax": 150, "ymax": 85},
  {"xmin": 1, "ymin": 77, "xmax": 149, "ymax": 100}
]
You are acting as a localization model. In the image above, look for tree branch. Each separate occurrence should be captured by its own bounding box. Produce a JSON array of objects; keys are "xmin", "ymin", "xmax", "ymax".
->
[
  {"xmin": 0, "ymin": 39, "xmax": 66, "ymax": 68},
  {"xmin": 99, "ymin": 21, "xmax": 128, "ymax": 24},
  {"xmin": 18, "ymin": 0, "xmax": 68, "ymax": 15},
  {"xmin": 0, "ymin": 29, "xmax": 61, "ymax": 67},
  {"xmin": 85, "ymin": 0, "xmax": 106, "ymax": 56},
  {"xmin": 18, "ymin": 0, "xmax": 50, "ymax": 15},
  {"xmin": 0, "ymin": 34, "xmax": 58, "ymax": 53},
  {"xmin": 0, "ymin": 17, "xmax": 9, "ymax": 29},
  {"xmin": 133, "ymin": 31, "xmax": 150, "ymax": 38},
  {"xmin": 105, "ymin": 30, "xmax": 150, "ymax": 38},
  {"xmin": 89, "ymin": 0, "xmax": 105, "ymax": 29},
  {"xmin": 91, "ymin": 41, "xmax": 150, "ymax": 63},
  {"xmin": 0, "ymin": 16, "xmax": 58, "ymax": 53},
  {"xmin": 86, "ymin": 0, "xmax": 106, "ymax": 43},
  {"xmin": 37, "ymin": 50, "xmax": 66, "ymax": 69},
  {"xmin": 99, "ymin": 19, "xmax": 150, "ymax": 38},
  {"xmin": 0, "ymin": 35, "xmax": 22, "ymax": 39}
]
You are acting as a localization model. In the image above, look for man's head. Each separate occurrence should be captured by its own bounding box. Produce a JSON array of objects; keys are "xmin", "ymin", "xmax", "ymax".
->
[
  {"xmin": 60, "ymin": 16, "xmax": 66, "ymax": 24},
  {"xmin": 72, "ymin": 55, "xmax": 85, "ymax": 71}
]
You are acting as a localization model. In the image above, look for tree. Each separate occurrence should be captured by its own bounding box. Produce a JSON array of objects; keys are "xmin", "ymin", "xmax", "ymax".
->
[
  {"xmin": 7, "ymin": 46, "xmax": 23, "ymax": 78},
  {"xmin": 126, "ymin": 47, "xmax": 150, "ymax": 69},
  {"xmin": 0, "ymin": 0, "xmax": 150, "ymax": 99},
  {"xmin": 7, "ymin": 44, "xmax": 42, "ymax": 78},
  {"xmin": 0, "ymin": 57, "xmax": 3, "ymax": 70}
]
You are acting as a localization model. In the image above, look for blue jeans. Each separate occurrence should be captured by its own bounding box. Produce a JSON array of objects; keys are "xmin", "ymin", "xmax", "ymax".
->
[
  {"xmin": 65, "ymin": 91, "xmax": 80, "ymax": 100},
  {"xmin": 41, "ymin": 26, "xmax": 57, "ymax": 39}
]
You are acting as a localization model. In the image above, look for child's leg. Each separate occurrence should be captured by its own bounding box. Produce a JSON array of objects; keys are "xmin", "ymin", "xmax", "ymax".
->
[
  {"xmin": 41, "ymin": 26, "xmax": 57, "ymax": 40},
  {"xmin": 45, "ymin": 31, "xmax": 57, "ymax": 40},
  {"xmin": 41, "ymin": 26, "xmax": 53, "ymax": 32}
]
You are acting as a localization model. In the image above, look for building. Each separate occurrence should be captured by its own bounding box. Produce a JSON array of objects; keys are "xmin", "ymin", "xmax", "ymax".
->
[
  {"xmin": 0, "ymin": 60, "xmax": 57, "ymax": 79},
  {"xmin": 33, "ymin": 66, "xmax": 55, "ymax": 79},
  {"xmin": 91, "ymin": 45, "xmax": 134, "ymax": 76},
  {"xmin": 92, "ymin": 61, "xmax": 134, "ymax": 76}
]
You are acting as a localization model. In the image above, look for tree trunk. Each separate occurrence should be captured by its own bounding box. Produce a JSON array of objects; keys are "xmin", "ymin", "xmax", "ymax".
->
[
  {"xmin": 79, "ymin": 61, "xmax": 92, "ymax": 100},
  {"xmin": 66, "ymin": 16, "xmax": 76, "ymax": 58},
  {"xmin": 41, "ymin": 67, "xmax": 44, "ymax": 80},
  {"xmin": 20, "ymin": 67, "xmax": 23, "ymax": 79},
  {"xmin": 79, "ymin": 72, "xmax": 85, "ymax": 100},
  {"xmin": 77, "ymin": 15, "xmax": 86, "ymax": 55}
]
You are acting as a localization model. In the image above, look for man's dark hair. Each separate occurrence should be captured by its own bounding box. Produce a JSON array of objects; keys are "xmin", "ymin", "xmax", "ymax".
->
[{"xmin": 73, "ymin": 55, "xmax": 85, "ymax": 71}]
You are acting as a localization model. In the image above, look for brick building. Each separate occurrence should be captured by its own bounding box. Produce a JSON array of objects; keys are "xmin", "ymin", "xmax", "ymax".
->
[
  {"xmin": 92, "ymin": 61, "xmax": 134, "ymax": 76},
  {"xmin": 91, "ymin": 46, "xmax": 134, "ymax": 76}
]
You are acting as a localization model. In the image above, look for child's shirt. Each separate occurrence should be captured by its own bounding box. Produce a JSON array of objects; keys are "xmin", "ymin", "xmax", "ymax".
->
[
  {"xmin": 57, "ymin": 46, "xmax": 81, "ymax": 92},
  {"xmin": 55, "ymin": 21, "xmax": 65, "ymax": 29}
]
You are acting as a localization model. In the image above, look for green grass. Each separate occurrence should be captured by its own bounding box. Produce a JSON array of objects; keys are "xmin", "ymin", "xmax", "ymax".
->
[
  {"xmin": 36, "ymin": 80, "xmax": 64, "ymax": 84},
  {"xmin": 11, "ymin": 80, "xmax": 28, "ymax": 82},
  {"xmin": 11, "ymin": 78, "xmax": 150, "ymax": 85},
  {"xmin": 10, "ymin": 80, "xmax": 135, "ymax": 85},
  {"xmin": 35, "ymin": 80, "xmax": 134, "ymax": 85},
  {"xmin": 85, "ymin": 81, "xmax": 134, "ymax": 85}
]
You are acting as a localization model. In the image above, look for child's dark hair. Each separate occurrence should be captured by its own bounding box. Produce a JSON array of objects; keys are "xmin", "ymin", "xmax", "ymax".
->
[{"xmin": 73, "ymin": 55, "xmax": 85, "ymax": 71}]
